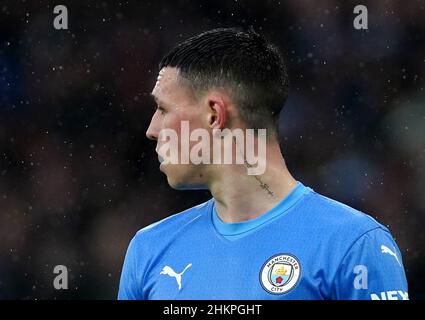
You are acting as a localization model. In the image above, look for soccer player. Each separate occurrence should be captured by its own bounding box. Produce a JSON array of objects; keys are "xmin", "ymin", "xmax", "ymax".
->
[{"xmin": 118, "ymin": 28, "xmax": 408, "ymax": 300}]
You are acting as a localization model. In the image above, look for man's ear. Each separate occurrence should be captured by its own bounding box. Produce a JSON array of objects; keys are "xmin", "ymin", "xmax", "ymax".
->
[{"xmin": 206, "ymin": 94, "xmax": 227, "ymax": 130}]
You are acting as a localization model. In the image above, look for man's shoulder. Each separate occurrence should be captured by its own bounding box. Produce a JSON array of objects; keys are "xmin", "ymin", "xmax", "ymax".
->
[
  {"xmin": 304, "ymin": 189, "xmax": 390, "ymax": 237},
  {"xmin": 132, "ymin": 199, "xmax": 213, "ymax": 243}
]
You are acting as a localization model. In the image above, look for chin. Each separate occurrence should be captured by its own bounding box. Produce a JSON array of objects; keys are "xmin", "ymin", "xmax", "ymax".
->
[
  {"xmin": 173, "ymin": 182, "xmax": 209, "ymax": 190},
  {"xmin": 163, "ymin": 166, "xmax": 208, "ymax": 190},
  {"xmin": 166, "ymin": 176, "xmax": 208, "ymax": 190}
]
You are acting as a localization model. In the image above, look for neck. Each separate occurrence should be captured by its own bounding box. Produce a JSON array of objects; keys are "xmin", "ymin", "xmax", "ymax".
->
[{"xmin": 207, "ymin": 142, "xmax": 297, "ymax": 223}]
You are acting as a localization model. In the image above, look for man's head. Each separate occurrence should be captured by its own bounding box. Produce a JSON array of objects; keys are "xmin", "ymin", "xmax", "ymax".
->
[{"xmin": 146, "ymin": 27, "xmax": 289, "ymax": 189}]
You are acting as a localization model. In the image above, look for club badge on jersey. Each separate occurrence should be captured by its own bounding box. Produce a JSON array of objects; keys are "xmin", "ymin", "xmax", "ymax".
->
[{"xmin": 260, "ymin": 254, "xmax": 301, "ymax": 295}]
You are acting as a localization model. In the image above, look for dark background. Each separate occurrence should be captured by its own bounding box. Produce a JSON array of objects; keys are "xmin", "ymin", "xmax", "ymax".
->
[{"xmin": 0, "ymin": 0, "xmax": 424, "ymax": 299}]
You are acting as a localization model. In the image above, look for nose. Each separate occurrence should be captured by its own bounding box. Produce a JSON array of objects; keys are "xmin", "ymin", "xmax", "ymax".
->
[{"xmin": 146, "ymin": 111, "xmax": 160, "ymax": 141}]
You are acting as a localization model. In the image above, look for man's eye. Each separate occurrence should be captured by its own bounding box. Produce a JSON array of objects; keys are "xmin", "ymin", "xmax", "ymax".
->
[{"xmin": 157, "ymin": 106, "xmax": 166, "ymax": 114}]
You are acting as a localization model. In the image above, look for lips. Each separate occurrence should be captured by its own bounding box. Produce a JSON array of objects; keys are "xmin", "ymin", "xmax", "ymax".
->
[{"xmin": 158, "ymin": 153, "xmax": 165, "ymax": 164}]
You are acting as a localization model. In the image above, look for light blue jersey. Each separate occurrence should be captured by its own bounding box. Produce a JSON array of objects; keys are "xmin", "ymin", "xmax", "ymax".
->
[{"xmin": 118, "ymin": 182, "xmax": 408, "ymax": 300}]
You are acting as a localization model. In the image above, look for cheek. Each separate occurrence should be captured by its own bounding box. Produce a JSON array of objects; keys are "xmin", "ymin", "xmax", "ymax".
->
[
  {"xmin": 162, "ymin": 114, "xmax": 181, "ymax": 131},
  {"xmin": 164, "ymin": 111, "xmax": 198, "ymax": 131},
  {"xmin": 161, "ymin": 105, "xmax": 206, "ymax": 140}
]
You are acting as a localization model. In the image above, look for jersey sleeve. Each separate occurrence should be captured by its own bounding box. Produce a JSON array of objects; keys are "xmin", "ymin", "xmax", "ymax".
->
[
  {"xmin": 333, "ymin": 227, "xmax": 409, "ymax": 300},
  {"xmin": 117, "ymin": 233, "xmax": 145, "ymax": 300}
]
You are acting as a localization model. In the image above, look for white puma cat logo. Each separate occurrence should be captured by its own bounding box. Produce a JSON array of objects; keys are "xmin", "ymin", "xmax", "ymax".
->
[
  {"xmin": 381, "ymin": 245, "xmax": 401, "ymax": 266},
  {"xmin": 160, "ymin": 263, "xmax": 192, "ymax": 290}
]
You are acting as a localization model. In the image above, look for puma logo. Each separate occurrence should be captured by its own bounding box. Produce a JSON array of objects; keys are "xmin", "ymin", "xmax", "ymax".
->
[
  {"xmin": 160, "ymin": 263, "xmax": 192, "ymax": 290},
  {"xmin": 381, "ymin": 245, "xmax": 401, "ymax": 266}
]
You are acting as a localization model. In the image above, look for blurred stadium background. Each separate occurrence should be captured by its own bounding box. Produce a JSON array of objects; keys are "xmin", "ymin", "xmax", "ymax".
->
[{"xmin": 0, "ymin": 0, "xmax": 424, "ymax": 299}]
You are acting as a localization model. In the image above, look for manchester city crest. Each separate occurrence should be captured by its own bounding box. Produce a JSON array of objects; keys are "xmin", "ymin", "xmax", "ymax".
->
[{"xmin": 260, "ymin": 253, "xmax": 301, "ymax": 294}]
